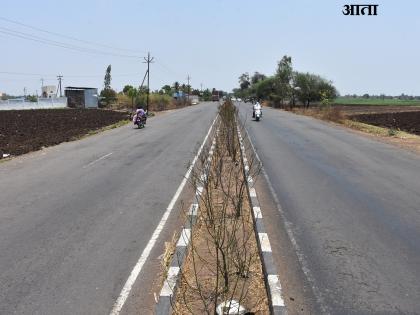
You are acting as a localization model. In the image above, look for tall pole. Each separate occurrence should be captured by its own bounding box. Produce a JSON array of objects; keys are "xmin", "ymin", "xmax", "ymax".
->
[
  {"xmin": 57, "ymin": 75, "xmax": 63, "ymax": 97},
  {"xmin": 187, "ymin": 74, "xmax": 191, "ymax": 102},
  {"xmin": 143, "ymin": 52, "xmax": 154, "ymax": 112}
]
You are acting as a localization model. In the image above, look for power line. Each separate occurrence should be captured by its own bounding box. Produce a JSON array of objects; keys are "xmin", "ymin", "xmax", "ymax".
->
[
  {"xmin": 0, "ymin": 26, "xmax": 142, "ymax": 59},
  {"xmin": 0, "ymin": 16, "xmax": 146, "ymax": 54},
  {"xmin": 0, "ymin": 71, "xmax": 140, "ymax": 78}
]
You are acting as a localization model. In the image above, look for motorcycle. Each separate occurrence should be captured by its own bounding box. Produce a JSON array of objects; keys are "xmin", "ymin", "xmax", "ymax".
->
[
  {"xmin": 135, "ymin": 114, "xmax": 147, "ymax": 129},
  {"xmin": 254, "ymin": 108, "xmax": 262, "ymax": 121}
]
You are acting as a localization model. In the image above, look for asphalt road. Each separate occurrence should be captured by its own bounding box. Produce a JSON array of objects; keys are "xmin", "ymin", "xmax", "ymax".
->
[
  {"xmin": 0, "ymin": 102, "xmax": 217, "ymax": 314},
  {"xmin": 238, "ymin": 104, "xmax": 420, "ymax": 314}
]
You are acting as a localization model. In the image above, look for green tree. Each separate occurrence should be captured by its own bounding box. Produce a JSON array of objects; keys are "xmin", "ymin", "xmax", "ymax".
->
[
  {"xmin": 275, "ymin": 55, "xmax": 293, "ymax": 106},
  {"xmin": 123, "ymin": 85, "xmax": 133, "ymax": 94},
  {"xmin": 161, "ymin": 85, "xmax": 172, "ymax": 95},
  {"xmin": 239, "ymin": 73, "xmax": 251, "ymax": 91},
  {"xmin": 127, "ymin": 87, "xmax": 138, "ymax": 110},
  {"xmin": 100, "ymin": 64, "xmax": 116, "ymax": 106},
  {"xmin": 104, "ymin": 65, "xmax": 112, "ymax": 90},
  {"xmin": 251, "ymin": 72, "xmax": 266, "ymax": 84},
  {"xmin": 173, "ymin": 81, "xmax": 180, "ymax": 92}
]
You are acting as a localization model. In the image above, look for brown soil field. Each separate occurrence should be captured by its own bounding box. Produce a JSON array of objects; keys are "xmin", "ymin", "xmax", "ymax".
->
[
  {"xmin": 335, "ymin": 105, "xmax": 420, "ymax": 115},
  {"xmin": 0, "ymin": 109, "xmax": 129, "ymax": 156},
  {"xmin": 350, "ymin": 111, "xmax": 420, "ymax": 136}
]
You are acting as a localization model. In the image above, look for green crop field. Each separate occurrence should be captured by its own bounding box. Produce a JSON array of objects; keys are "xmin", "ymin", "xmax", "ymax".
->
[{"xmin": 334, "ymin": 97, "xmax": 420, "ymax": 106}]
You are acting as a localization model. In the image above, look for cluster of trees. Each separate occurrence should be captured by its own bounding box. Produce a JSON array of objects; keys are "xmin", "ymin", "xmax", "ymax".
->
[
  {"xmin": 99, "ymin": 64, "xmax": 225, "ymax": 110},
  {"xmin": 343, "ymin": 93, "xmax": 420, "ymax": 100},
  {"xmin": 233, "ymin": 56, "xmax": 338, "ymax": 108}
]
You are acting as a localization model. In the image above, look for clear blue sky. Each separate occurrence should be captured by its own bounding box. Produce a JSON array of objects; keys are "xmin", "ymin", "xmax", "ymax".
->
[{"xmin": 1, "ymin": 0, "xmax": 419, "ymax": 96}]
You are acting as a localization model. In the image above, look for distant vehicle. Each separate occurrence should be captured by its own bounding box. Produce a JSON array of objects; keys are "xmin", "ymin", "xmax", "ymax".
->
[
  {"xmin": 231, "ymin": 97, "xmax": 237, "ymax": 101},
  {"xmin": 211, "ymin": 90, "xmax": 223, "ymax": 101},
  {"xmin": 237, "ymin": 98, "xmax": 242, "ymax": 102},
  {"xmin": 190, "ymin": 96, "xmax": 199, "ymax": 105}
]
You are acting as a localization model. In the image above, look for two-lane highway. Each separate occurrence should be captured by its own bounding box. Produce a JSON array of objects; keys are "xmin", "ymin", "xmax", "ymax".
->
[
  {"xmin": 239, "ymin": 104, "xmax": 420, "ymax": 314},
  {"xmin": 0, "ymin": 103, "xmax": 217, "ymax": 314}
]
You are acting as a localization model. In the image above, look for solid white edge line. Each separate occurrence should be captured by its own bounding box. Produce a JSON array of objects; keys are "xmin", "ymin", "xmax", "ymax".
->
[
  {"xmin": 267, "ymin": 275, "xmax": 285, "ymax": 307},
  {"xmin": 109, "ymin": 115, "xmax": 217, "ymax": 315}
]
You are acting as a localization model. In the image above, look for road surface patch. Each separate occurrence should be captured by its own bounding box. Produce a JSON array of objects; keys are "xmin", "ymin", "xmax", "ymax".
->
[
  {"xmin": 155, "ymin": 127, "xmax": 218, "ymax": 314},
  {"xmin": 109, "ymin": 115, "xmax": 218, "ymax": 315},
  {"xmin": 237, "ymin": 124, "xmax": 287, "ymax": 315}
]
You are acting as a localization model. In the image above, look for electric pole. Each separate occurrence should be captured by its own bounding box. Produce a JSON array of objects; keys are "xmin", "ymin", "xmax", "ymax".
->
[
  {"xmin": 143, "ymin": 52, "xmax": 154, "ymax": 112},
  {"xmin": 57, "ymin": 75, "xmax": 63, "ymax": 97},
  {"xmin": 187, "ymin": 74, "xmax": 191, "ymax": 101}
]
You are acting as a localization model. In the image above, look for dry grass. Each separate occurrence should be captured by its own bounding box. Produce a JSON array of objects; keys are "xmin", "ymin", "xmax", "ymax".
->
[{"xmin": 172, "ymin": 102, "xmax": 269, "ymax": 314}]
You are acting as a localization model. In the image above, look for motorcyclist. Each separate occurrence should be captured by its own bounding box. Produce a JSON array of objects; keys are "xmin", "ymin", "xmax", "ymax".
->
[
  {"xmin": 132, "ymin": 106, "xmax": 147, "ymax": 125},
  {"xmin": 252, "ymin": 101, "xmax": 262, "ymax": 118}
]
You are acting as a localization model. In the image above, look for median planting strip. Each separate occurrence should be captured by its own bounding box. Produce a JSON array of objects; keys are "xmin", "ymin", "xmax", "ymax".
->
[{"xmin": 155, "ymin": 100, "xmax": 284, "ymax": 314}]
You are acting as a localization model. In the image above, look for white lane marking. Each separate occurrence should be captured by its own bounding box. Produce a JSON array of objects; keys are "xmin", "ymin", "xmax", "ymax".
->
[
  {"xmin": 196, "ymin": 186, "xmax": 204, "ymax": 197},
  {"xmin": 188, "ymin": 203, "xmax": 199, "ymax": 216},
  {"xmin": 160, "ymin": 267, "xmax": 180, "ymax": 297},
  {"xmin": 176, "ymin": 228, "xmax": 191, "ymax": 247},
  {"xmin": 267, "ymin": 275, "xmax": 285, "ymax": 306},
  {"xmin": 258, "ymin": 233, "xmax": 272, "ymax": 252},
  {"xmin": 253, "ymin": 206, "xmax": 262, "ymax": 219},
  {"xmin": 249, "ymin": 187, "xmax": 257, "ymax": 197},
  {"xmin": 83, "ymin": 152, "xmax": 113, "ymax": 168},
  {"xmin": 109, "ymin": 115, "xmax": 217, "ymax": 315}
]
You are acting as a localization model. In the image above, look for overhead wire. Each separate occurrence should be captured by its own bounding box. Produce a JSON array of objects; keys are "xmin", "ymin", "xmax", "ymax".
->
[
  {"xmin": 0, "ymin": 16, "xmax": 146, "ymax": 54},
  {"xmin": 0, "ymin": 26, "xmax": 142, "ymax": 59}
]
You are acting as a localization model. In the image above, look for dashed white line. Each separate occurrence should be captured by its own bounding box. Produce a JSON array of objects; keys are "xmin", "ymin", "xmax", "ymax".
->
[
  {"xmin": 83, "ymin": 152, "xmax": 113, "ymax": 168},
  {"xmin": 267, "ymin": 275, "xmax": 285, "ymax": 307},
  {"xmin": 258, "ymin": 232, "xmax": 272, "ymax": 252},
  {"xmin": 160, "ymin": 267, "xmax": 180, "ymax": 297},
  {"xmin": 249, "ymin": 187, "xmax": 257, "ymax": 197},
  {"xmin": 176, "ymin": 228, "xmax": 191, "ymax": 247},
  {"xmin": 253, "ymin": 206, "xmax": 262, "ymax": 219}
]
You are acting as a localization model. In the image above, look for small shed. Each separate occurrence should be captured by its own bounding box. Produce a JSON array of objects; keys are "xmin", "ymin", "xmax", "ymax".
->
[{"xmin": 65, "ymin": 87, "xmax": 98, "ymax": 108}]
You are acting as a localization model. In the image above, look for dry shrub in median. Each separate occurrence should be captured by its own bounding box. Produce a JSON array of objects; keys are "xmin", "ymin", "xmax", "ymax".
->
[{"xmin": 173, "ymin": 101, "xmax": 269, "ymax": 314}]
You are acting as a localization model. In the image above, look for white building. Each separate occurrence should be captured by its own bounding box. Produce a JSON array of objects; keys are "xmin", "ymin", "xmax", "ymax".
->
[{"xmin": 42, "ymin": 85, "xmax": 56, "ymax": 98}]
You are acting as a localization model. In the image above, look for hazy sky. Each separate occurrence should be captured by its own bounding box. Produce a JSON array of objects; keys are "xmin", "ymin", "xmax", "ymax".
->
[{"xmin": 1, "ymin": 0, "xmax": 419, "ymax": 96}]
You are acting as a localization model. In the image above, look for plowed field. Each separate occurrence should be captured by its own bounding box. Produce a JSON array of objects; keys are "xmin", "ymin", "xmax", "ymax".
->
[
  {"xmin": 0, "ymin": 109, "xmax": 128, "ymax": 156},
  {"xmin": 351, "ymin": 111, "xmax": 420, "ymax": 135}
]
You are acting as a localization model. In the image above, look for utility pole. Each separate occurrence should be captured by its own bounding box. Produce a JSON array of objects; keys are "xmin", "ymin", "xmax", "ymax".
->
[
  {"xmin": 40, "ymin": 78, "xmax": 44, "ymax": 89},
  {"xmin": 23, "ymin": 87, "xmax": 27, "ymax": 98},
  {"xmin": 57, "ymin": 75, "xmax": 63, "ymax": 97},
  {"xmin": 143, "ymin": 52, "xmax": 154, "ymax": 112},
  {"xmin": 187, "ymin": 74, "xmax": 191, "ymax": 101}
]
